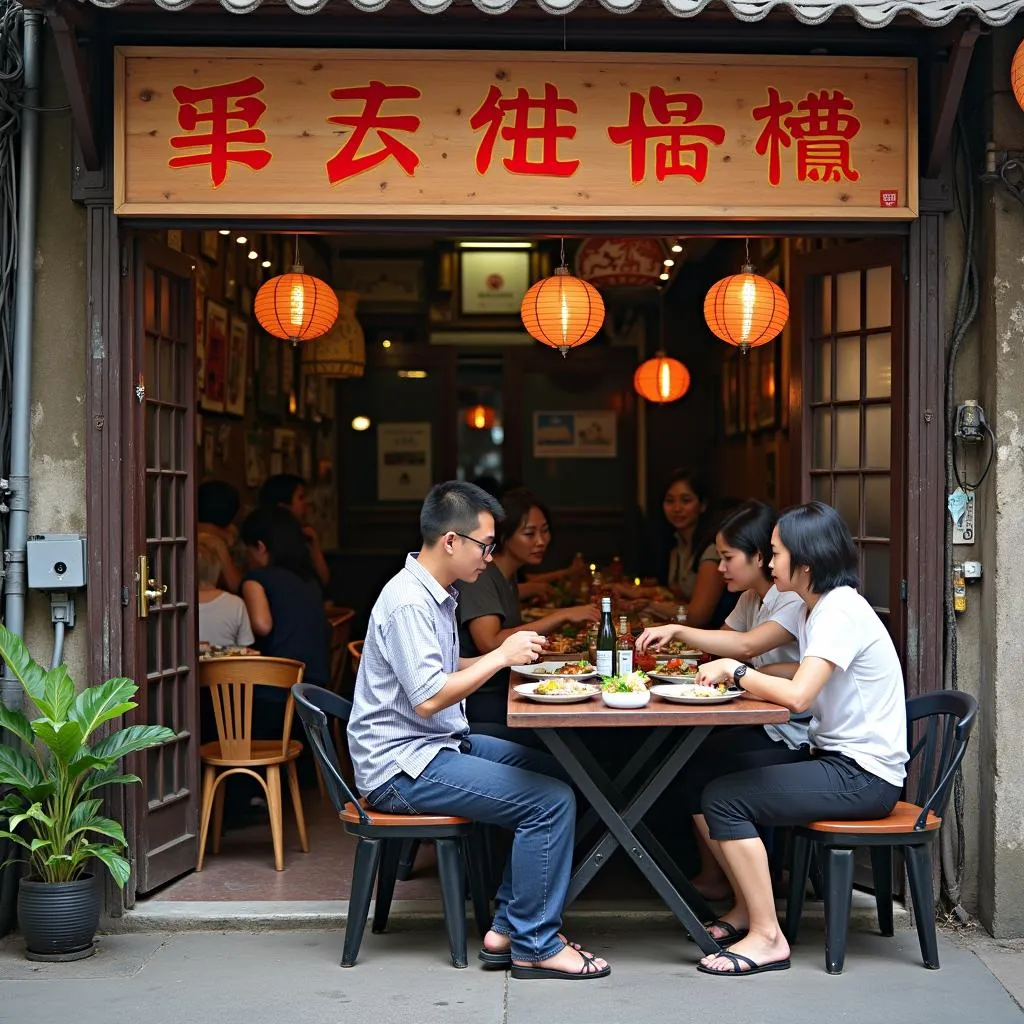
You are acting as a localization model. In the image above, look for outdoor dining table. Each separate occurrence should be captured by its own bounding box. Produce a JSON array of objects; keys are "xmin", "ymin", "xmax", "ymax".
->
[{"xmin": 507, "ymin": 685, "xmax": 790, "ymax": 955}]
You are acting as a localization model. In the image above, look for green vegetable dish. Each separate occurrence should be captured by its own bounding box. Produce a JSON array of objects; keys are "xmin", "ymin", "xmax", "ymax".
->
[{"xmin": 600, "ymin": 671, "xmax": 650, "ymax": 693}]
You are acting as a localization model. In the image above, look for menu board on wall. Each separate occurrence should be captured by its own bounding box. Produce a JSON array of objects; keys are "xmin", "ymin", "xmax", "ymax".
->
[{"xmin": 377, "ymin": 422, "xmax": 432, "ymax": 502}]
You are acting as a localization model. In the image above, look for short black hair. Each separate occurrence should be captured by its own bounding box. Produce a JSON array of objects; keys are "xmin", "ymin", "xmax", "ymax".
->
[
  {"xmin": 717, "ymin": 500, "xmax": 778, "ymax": 582},
  {"xmin": 420, "ymin": 481, "xmax": 504, "ymax": 546},
  {"xmin": 259, "ymin": 474, "xmax": 306, "ymax": 508},
  {"xmin": 776, "ymin": 501, "xmax": 859, "ymax": 594},
  {"xmin": 497, "ymin": 488, "xmax": 552, "ymax": 552},
  {"xmin": 197, "ymin": 480, "xmax": 240, "ymax": 528}
]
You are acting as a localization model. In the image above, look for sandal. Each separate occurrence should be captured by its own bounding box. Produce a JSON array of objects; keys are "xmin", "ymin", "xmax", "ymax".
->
[
  {"xmin": 510, "ymin": 949, "xmax": 611, "ymax": 981},
  {"xmin": 696, "ymin": 950, "xmax": 791, "ymax": 977},
  {"xmin": 686, "ymin": 918, "xmax": 749, "ymax": 947},
  {"xmin": 479, "ymin": 934, "xmax": 582, "ymax": 969}
]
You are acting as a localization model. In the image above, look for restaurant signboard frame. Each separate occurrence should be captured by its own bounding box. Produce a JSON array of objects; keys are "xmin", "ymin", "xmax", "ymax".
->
[{"xmin": 114, "ymin": 48, "xmax": 918, "ymax": 220}]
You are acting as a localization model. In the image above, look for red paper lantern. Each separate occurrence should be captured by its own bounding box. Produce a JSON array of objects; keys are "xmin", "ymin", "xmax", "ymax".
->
[
  {"xmin": 633, "ymin": 352, "xmax": 691, "ymax": 404},
  {"xmin": 704, "ymin": 263, "xmax": 789, "ymax": 354},
  {"xmin": 520, "ymin": 267, "xmax": 605, "ymax": 357},
  {"xmin": 464, "ymin": 404, "xmax": 497, "ymax": 430},
  {"xmin": 255, "ymin": 265, "xmax": 339, "ymax": 344},
  {"xmin": 1013, "ymin": 39, "xmax": 1024, "ymax": 112}
]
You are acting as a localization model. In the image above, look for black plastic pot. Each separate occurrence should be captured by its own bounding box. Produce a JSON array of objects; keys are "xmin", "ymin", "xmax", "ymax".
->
[{"xmin": 17, "ymin": 874, "xmax": 100, "ymax": 961}]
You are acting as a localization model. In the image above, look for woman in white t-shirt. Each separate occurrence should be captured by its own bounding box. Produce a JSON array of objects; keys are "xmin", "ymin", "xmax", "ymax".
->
[
  {"xmin": 636, "ymin": 500, "xmax": 806, "ymax": 903},
  {"xmin": 689, "ymin": 501, "xmax": 908, "ymax": 978}
]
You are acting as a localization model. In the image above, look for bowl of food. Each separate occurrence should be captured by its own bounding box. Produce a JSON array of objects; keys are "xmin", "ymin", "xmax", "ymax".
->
[{"xmin": 600, "ymin": 671, "xmax": 651, "ymax": 708}]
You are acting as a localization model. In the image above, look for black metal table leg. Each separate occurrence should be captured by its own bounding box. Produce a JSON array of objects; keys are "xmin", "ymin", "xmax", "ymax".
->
[{"xmin": 537, "ymin": 725, "xmax": 721, "ymax": 956}]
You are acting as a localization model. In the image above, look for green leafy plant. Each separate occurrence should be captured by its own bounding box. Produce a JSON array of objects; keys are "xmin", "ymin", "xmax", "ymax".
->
[{"xmin": 0, "ymin": 624, "xmax": 175, "ymax": 887}]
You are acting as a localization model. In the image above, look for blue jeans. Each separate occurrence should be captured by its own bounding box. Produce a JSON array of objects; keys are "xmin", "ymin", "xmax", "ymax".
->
[{"xmin": 367, "ymin": 733, "xmax": 574, "ymax": 962}]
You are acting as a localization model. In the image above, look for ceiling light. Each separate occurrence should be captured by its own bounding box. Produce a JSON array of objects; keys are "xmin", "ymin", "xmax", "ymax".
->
[
  {"xmin": 351, "ymin": 415, "xmax": 371, "ymax": 431},
  {"xmin": 218, "ymin": 229, "xmax": 230, "ymax": 236},
  {"xmin": 235, "ymin": 235, "xmax": 247, "ymax": 245},
  {"xmin": 659, "ymin": 272, "xmax": 670, "ymax": 281},
  {"xmin": 663, "ymin": 259, "xmax": 675, "ymax": 267},
  {"xmin": 381, "ymin": 338, "xmax": 392, "ymax": 349},
  {"xmin": 671, "ymin": 242, "xmax": 683, "ymax": 253},
  {"xmin": 458, "ymin": 240, "xmax": 533, "ymax": 249},
  {"xmin": 261, "ymin": 259, "xmax": 272, "ymax": 269},
  {"xmin": 398, "ymin": 369, "xmax": 428, "ymax": 379},
  {"xmin": 248, "ymin": 250, "xmax": 259, "ymax": 260}
]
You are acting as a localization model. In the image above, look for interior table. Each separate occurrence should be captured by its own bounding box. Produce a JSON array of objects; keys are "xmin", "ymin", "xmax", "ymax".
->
[{"xmin": 507, "ymin": 686, "xmax": 790, "ymax": 955}]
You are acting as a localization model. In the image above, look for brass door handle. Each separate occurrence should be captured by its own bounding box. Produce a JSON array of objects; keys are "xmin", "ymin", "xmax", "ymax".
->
[{"xmin": 137, "ymin": 555, "xmax": 168, "ymax": 618}]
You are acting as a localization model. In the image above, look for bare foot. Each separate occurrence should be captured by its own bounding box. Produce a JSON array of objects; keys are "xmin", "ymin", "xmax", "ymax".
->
[
  {"xmin": 513, "ymin": 944, "xmax": 609, "ymax": 974},
  {"xmin": 706, "ymin": 910, "xmax": 749, "ymax": 942},
  {"xmin": 699, "ymin": 928, "xmax": 790, "ymax": 973}
]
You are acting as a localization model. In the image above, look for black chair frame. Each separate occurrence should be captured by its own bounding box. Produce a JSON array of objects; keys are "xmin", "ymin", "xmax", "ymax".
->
[
  {"xmin": 292, "ymin": 683, "xmax": 490, "ymax": 968},
  {"xmin": 784, "ymin": 689, "xmax": 978, "ymax": 974}
]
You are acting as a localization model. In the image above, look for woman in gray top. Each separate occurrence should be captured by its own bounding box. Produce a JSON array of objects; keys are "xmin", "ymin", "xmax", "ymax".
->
[{"xmin": 457, "ymin": 488, "xmax": 598, "ymax": 726}]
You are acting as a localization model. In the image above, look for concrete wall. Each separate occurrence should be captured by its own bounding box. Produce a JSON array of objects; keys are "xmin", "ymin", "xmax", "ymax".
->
[
  {"xmin": 956, "ymin": 27, "xmax": 1024, "ymax": 936},
  {"xmin": 21, "ymin": 31, "xmax": 88, "ymax": 683}
]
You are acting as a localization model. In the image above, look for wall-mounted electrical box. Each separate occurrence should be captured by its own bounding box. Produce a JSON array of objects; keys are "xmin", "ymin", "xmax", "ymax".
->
[{"xmin": 26, "ymin": 534, "xmax": 87, "ymax": 590}]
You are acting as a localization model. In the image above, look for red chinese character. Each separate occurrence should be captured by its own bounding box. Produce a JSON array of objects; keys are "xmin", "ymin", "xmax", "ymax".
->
[
  {"xmin": 469, "ymin": 83, "xmax": 579, "ymax": 177},
  {"xmin": 754, "ymin": 88, "xmax": 861, "ymax": 185},
  {"xmin": 326, "ymin": 81, "xmax": 422, "ymax": 184},
  {"xmin": 169, "ymin": 76, "xmax": 271, "ymax": 188},
  {"xmin": 607, "ymin": 87, "xmax": 725, "ymax": 185},
  {"xmin": 752, "ymin": 87, "xmax": 794, "ymax": 187}
]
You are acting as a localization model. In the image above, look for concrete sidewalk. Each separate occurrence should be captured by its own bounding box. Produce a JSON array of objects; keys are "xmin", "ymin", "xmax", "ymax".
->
[{"xmin": 1, "ymin": 917, "xmax": 1021, "ymax": 1024}]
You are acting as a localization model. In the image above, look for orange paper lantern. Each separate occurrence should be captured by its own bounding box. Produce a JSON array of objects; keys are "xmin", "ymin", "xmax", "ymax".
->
[
  {"xmin": 255, "ymin": 265, "xmax": 339, "ymax": 344},
  {"xmin": 633, "ymin": 352, "xmax": 691, "ymax": 404},
  {"xmin": 1013, "ymin": 39, "xmax": 1024, "ymax": 111},
  {"xmin": 704, "ymin": 263, "xmax": 789, "ymax": 354},
  {"xmin": 520, "ymin": 267, "xmax": 605, "ymax": 357},
  {"xmin": 464, "ymin": 404, "xmax": 497, "ymax": 430}
]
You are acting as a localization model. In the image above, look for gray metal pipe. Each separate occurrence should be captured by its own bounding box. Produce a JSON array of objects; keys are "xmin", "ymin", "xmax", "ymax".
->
[{"xmin": 2, "ymin": 9, "xmax": 41, "ymax": 711}]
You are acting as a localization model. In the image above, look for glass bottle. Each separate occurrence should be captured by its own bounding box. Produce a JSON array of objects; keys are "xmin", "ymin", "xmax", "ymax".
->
[
  {"xmin": 595, "ymin": 597, "xmax": 616, "ymax": 678},
  {"xmin": 616, "ymin": 614, "xmax": 634, "ymax": 676},
  {"xmin": 608, "ymin": 555, "xmax": 624, "ymax": 582}
]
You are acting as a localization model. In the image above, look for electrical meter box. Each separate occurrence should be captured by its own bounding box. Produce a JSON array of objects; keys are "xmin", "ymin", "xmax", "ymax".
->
[{"xmin": 26, "ymin": 534, "xmax": 87, "ymax": 589}]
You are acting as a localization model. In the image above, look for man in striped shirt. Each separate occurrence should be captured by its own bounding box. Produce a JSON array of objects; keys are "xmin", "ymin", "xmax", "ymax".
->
[{"xmin": 348, "ymin": 481, "xmax": 610, "ymax": 981}]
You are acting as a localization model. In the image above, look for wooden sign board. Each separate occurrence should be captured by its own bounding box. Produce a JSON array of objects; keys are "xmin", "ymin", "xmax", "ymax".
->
[{"xmin": 114, "ymin": 47, "xmax": 917, "ymax": 220}]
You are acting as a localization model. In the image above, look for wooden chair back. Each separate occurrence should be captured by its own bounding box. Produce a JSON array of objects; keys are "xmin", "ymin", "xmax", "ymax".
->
[
  {"xmin": 347, "ymin": 640, "xmax": 363, "ymax": 672},
  {"xmin": 199, "ymin": 656, "xmax": 305, "ymax": 761}
]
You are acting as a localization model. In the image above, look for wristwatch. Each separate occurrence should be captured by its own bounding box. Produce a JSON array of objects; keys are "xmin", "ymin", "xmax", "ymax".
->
[{"xmin": 732, "ymin": 664, "xmax": 749, "ymax": 687}]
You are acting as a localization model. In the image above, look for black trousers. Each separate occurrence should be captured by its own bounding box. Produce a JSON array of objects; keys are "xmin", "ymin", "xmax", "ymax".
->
[{"xmin": 701, "ymin": 745, "xmax": 902, "ymax": 842}]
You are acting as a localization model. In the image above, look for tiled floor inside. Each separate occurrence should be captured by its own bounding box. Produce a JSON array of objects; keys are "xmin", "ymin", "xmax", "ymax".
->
[{"xmin": 144, "ymin": 783, "xmax": 666, "ymax": 904}]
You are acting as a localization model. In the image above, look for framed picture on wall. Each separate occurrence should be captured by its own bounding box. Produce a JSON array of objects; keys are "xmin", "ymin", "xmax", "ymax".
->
[
  {"xmin": 225, "ymin": 316, "xmax": 248, "ymax": 417},
  {"xmin": 337, "ymin": 258, "xmax": 424, "ymax": 311},
  {"xmin": 257, "ymin": 334, "xmax": 282, "ymax": 417},
  {"xmin": 750, "ymin": 342, "xmax": 779, "ymax": 431},
  {"xmin": 460, "ymin": 249, "xmax": 531, "ymax": 316},
  {"xmin": 200, "ymin": 231, "xmax": 220, "ymax": 262},
  {"xmin": 201, "ymin": 300, "xmax": 228, "ymax": 412},
  {"xmin": 721, "ymin": 353, "xmax": 745, "ymax": 438}
]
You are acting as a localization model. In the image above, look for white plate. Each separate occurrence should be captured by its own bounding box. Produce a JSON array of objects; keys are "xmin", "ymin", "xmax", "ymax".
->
[
  {"xmin": 513, "ymin": 681, "xmax": 600, "ymax": 704},
  {"xmin": 511, "ymin": 662, "xmax": 599, "ymax": 681},
  {"xmin": 647, "ymin": 670, "xmax": 701, "ymax": 684},
  {"xmin": 650, "ymin": 683, "xmax": 744, "ymax": 705}
]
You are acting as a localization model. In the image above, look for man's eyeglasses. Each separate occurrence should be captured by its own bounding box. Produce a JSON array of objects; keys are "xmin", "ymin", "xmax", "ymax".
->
[{"xmin": 453, "ymin": 532, "xmax": 496, "ymax": 558}]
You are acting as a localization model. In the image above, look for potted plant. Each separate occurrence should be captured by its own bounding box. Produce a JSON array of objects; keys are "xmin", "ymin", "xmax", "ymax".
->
[{"xmin": 0, "ymin": 624, "xmax": 175, "ymax": 960}]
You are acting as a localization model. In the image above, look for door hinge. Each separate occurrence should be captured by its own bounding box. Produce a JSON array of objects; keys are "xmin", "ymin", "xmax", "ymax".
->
[
  {"xmin": 121, "ymin": 586, "xmax": 130, "ymax": 607},
  {"xmin": 899, "ymin": 578, "xmax": 909, "ymax": 601}
]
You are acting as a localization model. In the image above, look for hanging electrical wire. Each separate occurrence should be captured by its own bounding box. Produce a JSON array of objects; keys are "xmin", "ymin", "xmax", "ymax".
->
[
  {"xmin": 0, "ymin": 2, "xmax": 23, "ymax": 615},
  {"xmin": 941, "ymin": 116, "xmax": 978, "ymax": 926}
]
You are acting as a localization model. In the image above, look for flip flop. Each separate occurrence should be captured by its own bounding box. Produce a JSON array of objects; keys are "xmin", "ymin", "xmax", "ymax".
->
[
  {"xmin": 479, "ymin": 935, "xmax": 583, "ymax": 969},
  {"xmin": 696, "ymin": 950, "xmax": 791, "ymax": 977},
  {"xmin": 510, "ymin": 949, "xmax": 611, "ymax": 981},
  {"xmin": 686, "ymin": 918, "xmax": 749, "ymax": 947}
]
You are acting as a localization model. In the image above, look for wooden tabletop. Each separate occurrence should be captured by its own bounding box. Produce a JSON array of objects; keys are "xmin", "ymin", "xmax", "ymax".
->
[{"xmin": 507, "ymin": 686, "xmax": 790, "ymax": 729}]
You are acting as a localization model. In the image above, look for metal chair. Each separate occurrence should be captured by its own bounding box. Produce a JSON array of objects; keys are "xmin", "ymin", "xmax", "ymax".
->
[
  {"xmin": 784, "ymin": 690, "xmax": 978, "ymax": 974},
  {"xmin": 197, "ymin": 657, "xmax": 310, "ymax": 872},
  {"xmin": 291, "ymin": 682, "xmax": 490, "ymax": 968}
]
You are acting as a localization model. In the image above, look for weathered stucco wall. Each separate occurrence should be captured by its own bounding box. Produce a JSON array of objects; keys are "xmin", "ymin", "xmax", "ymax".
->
[
  {"xmin": 21, "ymin": 31, "xmax": 88, "ymax": 683},
  {"xmin": 966, "ymin": 27, "xmax": 1024, "ymax": 936}
]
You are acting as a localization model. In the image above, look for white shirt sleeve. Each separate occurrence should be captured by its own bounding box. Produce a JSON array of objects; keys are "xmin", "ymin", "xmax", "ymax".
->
[
  {"xmin": 724, "ymin": 590, "xmax": 754, "ymax": 632},
  {"xmin": 802, "ymin": 599, "xmax": 861, "ymax": 671},
  {"xmin": 764, "ymin": 589, "xmax": 804, "ymax": 640}
]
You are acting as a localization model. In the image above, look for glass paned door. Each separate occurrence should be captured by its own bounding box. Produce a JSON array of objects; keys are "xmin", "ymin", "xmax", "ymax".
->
[{"xmin": 129, "ymin": 240, "xmax": 199, "ymax": 894}]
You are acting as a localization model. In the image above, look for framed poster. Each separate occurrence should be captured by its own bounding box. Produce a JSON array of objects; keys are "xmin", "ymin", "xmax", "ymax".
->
[
  {"xmin": 225, "ymin": 316, "xmax": 248, "ymax": 416},
  {"xmin": 377, "ymin": 422, "xmax": 432, "ymax": 501},
  {"xmin": 201, "ymin": 300, "xmax": 228, "ymax": 412},
  {"xmin": 244, "ymin": 431, "xmax": 267, "ymax": 487},
  {"xmin": 532, "ymin": 411, "xmax": 617, "ymax": 459},
  {"xmin": 460, "ymin": 250, "xmax": 531, "ymax": 316},
  {"xmin": 337, "ymin": 258, "xmax": 424, "ymax": 311},
  {"xmin": 200, "ymin": 230, "xmax": 219, "ymax": 262}
]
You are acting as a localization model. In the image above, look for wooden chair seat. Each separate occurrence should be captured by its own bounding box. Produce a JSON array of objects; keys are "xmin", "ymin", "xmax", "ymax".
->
[
  {"xmin": 341, "ymin": 798, "xmax": 471, "ymax": 828},
  {"xmin": 806, "ymin": 800, "xmax": 941, "ymax": 835},
  {"xmin": 200, "ymin": 738, "xmax": 304, "ymax": 769}
]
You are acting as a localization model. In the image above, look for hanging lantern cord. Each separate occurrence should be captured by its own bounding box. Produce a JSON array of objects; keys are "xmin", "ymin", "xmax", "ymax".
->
[{"xmin": 743, "ymin": 237, "xmax": 754, "ymax": 274}]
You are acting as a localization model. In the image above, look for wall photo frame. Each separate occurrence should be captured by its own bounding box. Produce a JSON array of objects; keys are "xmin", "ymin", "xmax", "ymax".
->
[
  {"xmin": 459, "ymin": 249, "xmax": 531, "ymax": 316},
  {"xmin": 721, "ymin": 352, "xmax": 745, "ymax": 439},
  {"xmin": 200, "ymin": 231, "xmax": 220, "ymax": 262},
  {"xmin": 201, "ymin": 300, "xmax": 229, "ymax": 412},
  {"xmin": 225, "ymin": 316, "xmax": 249, "ymax": 416},
  {"xmin": 257, "ymin": 334, "xmax": 282, "ymax": 417},
  {"xmin": 337, "ymin": 258, "xmax": 424, "ymax": 311}
]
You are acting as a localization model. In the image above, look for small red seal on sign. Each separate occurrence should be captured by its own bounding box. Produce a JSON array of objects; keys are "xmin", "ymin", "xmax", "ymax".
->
[{"xmin": 880, "ymin": 190, "xmax": 899, "ymax": 208}]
